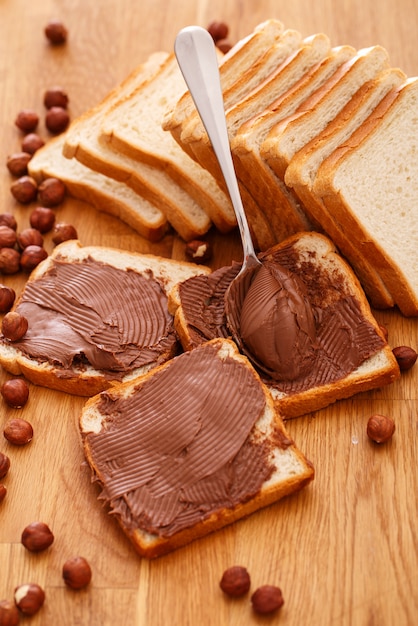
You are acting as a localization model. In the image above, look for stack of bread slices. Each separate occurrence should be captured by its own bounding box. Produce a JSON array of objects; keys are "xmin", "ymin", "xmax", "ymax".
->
[
  {"xmin": 164, "ymin": 19, "xmax": 418, "ymax": 316},
  {"xmin": 29, "ymin": 18, "xmax": 418, "ymax": 316},
  {"xmin": 29, "ymin": 50, "xmax": 236, "ymax": 243}
]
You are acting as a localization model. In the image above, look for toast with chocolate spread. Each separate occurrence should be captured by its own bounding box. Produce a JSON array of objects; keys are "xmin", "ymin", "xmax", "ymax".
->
[
  {"xmin": 80, "ymin": 337, "xmax": 314, "ymax": 558},
  {"xmin": 0, "ymin": 240, "xmax": 211, "ymax": 396},
  {"xmin": 169, "ymin": 232, "xmax": 400, "ymax": 418}
]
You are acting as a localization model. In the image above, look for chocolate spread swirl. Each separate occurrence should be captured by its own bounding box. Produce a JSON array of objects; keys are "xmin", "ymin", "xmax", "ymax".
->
[
  {"xmin": 177, "ymin": 242, "xmax": 385, "ymax": 394},
  {"xmin": 10, "ymin": 257, "xmax": 177, "ymax": 377},
  {"xmin": 85, "ymin": 342, "xmax": 276, "ymax": 538},
  {"xmin": 237, "ymin": 261, "xmax": 316, "ymax": 380}
]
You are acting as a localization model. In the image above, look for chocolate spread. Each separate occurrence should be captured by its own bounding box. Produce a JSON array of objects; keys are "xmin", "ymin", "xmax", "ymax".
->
[
  {"xmin": 10, "ymin": 256, "xmax": 177, "ymax": 377},
  {"xmin": 85, "ymin": 341, "xmax": 278, "ymax": 538},
  {"xmin": 237, "ymin": 262, "xmax": 316, "ymax": 380},
  {"xmin": 177, "ymin": 241, "xmax": 385, "ymax": 394}
]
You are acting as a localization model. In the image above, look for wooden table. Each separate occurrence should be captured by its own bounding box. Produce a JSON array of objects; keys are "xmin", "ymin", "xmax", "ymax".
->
[{"xmin": 0, "ymin": 1, "xmax": 417, "ymax": 624}]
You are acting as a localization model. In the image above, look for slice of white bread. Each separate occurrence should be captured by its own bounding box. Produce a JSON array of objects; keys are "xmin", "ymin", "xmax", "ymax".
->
[
  {"xmin": 63, "ymin": 51, "xmax": 212, "ymax": 241},
  {"xmin": 100, "ymin": 53, "xmax": 236, "ymax": 234},
  {"xmin": 80, "ymin": 337, "xmax": 315, "ymax": 558},
  {"xmin": 28, "ymin": 134, "xmax": 169, "ymax": 242},
  {"xmin": 261, "ymin": 45, "xmax": 390, "ymax": 178},
  {"xmin": 0, "ymin": 240, "xmax": 211, "ymax": 396},
  {"xmin": 179, "ymin": 34, "xmax": 332, "ymax": 245},
  {"xmin": 168, "ymin": 232, "xmax": 400, "ymax": 418},
  {"xmin": 313, "ymin": 77, "xmax": 418, "ymax": 317},
  {"xmin": 230, "ymin": 45, "xmax": 357, "ymax": 246},
  {"xmin": 162, "ymin": 18, "xmax": 287, "ymax": 149},
  {"xmin": 178, "ymin": 28, "xmax": 303, "ymax": 164},
  {"xmin": 284, "ymin": 68, "xmax": 407, "ymax": 309}
]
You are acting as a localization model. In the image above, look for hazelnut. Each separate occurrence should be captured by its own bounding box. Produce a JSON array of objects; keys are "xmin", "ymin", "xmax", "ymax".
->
[
  {"xmin": 45, "ymin": 106, "xmax": 70, "ymax": 134},
  {"xmin": 14, "ymin": 583, "xmax": 45, "ymax": 616},
  {"xmin": 0, "ymin": 226, "xmax": 17, "ymax": 249},
  {"xmin": 29, "ymin": 206, "xmax": 56, "ymax": 233},
  {"xmin": 0, "ymin": 452, "xmax": 11, "ymax": 479},
  {"xmin": 20, "ymin": 245, "xmax": 48, "ymax": 272},
  {"xmin": 1, "ymin": 380, "xmax": 30, "ymax": 409},
  {"xmin": 21, "ymin": 522, "xmax": 54, "ymax": 552},
  {"xmin": 0, "ymin": 599, "xmax": 20, "ymax": 626},
  {"xmin": 367, "ymin": 414, "xmax": 395, "ymax": 444},
  {"xmin": 251, "ymin": 585, "xmax": 284, "ymax": 614},
  {"xmin": 45, "ymin": 19, "xmax": 68, "ymax": 44},
  {"xmin": 0, "ymin": 248, "xmax": 21, "ymax": 275},
  {"xmin": 52, "ymin": 223, "xmax": 78, "ymax": 244},
  {"xmin": 1, "ymin": 312, "xmax": 28, "ymax": 341},
  {"xmin": 185, "ymin": 239, "xmax": 212, "ymax": 264},
  {"xmin": 17, "ymin": 228, "xmax": 44, "ymax": 250},
  {"xmin": 0, "ymin": 214, "xmax": 17, "ymax": 231},
  {"xmin": 207, "ymin": 21, "xmax": 229, "ymax": 42},
  {"xmin": 4, "ymin": 418, "xmax": 33, "ymax": 445},
  {"xmin": 0, "ymin": 484, "xmax": 6, "ymax": 503},
  {"xmin": 392, "ymin": 345, "xmax": 417, "ymax": 371},
  {"xmin": 21, "ymin": 133, "xmax": 45, "ymax": 155},
  {"xmin": 220, "ymin": 566, "xmax": 251, "ymax": 597},
  {"xmin": 15, "ymin": 109, "xmax": 39, "ymax": 133},
  {"xmin": 216, "ymin": 39, "xmax": 233, "ymax": 53},
  {"xmin": 10, "ymin": 175, "xmax": 38, "ymax": 203},
  {"xmin": 0, "ymin": 286, "xmax": 15, "ymax": 313},
  {"xmin": 62, "ymin": 556, "xmax": 92, "ymax": 589},
  {"xmin": 38, "ymin": 177, "xmax": 66, "ymax": 206},
  {"xmin": 44, "ymin": 86, "xmax": 69, "ymax": 109},
  {"xmin": 6, "ymin": 152, "xmax": 32, "ymax": 177}
]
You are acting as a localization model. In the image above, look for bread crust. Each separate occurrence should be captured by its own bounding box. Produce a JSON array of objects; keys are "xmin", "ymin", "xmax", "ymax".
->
[
  {"xmin": 62, "ymin": 52, "xmax": 219, "ymax": 241},
  {"xmin": 28, "ymin": 134, "xmax": 169, "ymax": 243},
  {"xmin": 99, "ymin": 54, "xmax": 236, "ymax": 234}
]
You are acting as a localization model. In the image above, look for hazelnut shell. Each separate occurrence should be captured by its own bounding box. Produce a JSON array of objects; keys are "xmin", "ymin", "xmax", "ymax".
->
[
  {"xmin": 21, "ymin": 522, "xmax": 54, "ymax": 552},
  {"xmin": 1, "ymin": 380, "xmax": 30, "ymax": 409},
  {"xmin": 62, "ymin": 556, "xmax": 92, "ymax": 589},
  {"xmin": 367, "ymin": 414, "xmax": 396, "ymax": 443},
  {"xmin": 4, "ymin": 417, "xmax": 33, "ymax": 444}
]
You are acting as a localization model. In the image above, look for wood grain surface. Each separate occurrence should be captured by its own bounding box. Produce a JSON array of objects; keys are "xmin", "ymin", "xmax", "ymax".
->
[{"xmin": 0, "ymin": 1, "xmax": 417, "ymax": 624}]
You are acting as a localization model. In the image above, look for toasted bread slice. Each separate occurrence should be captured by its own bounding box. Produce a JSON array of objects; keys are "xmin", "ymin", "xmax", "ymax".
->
[
  {"xmin": 313, "ymin": 78, "xmax": 418, "ymax": 316},
  {"xmin": 80, "ymin": 338, "xmax": 314, "ymax": 558},
  {"xmin": 28, "ymin": 134, "xmax": 169, "ymax": 243},
  {"xmin": 0, "ymin": 241, "xmax": 211, "ymax": 396},
  {"xmin": 169, "ymin": 232, "xmax": 400, "ymax": 418},
  {"xmin": 284, "ymin": 68, "xmax": 407, "ymax": 309}
]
